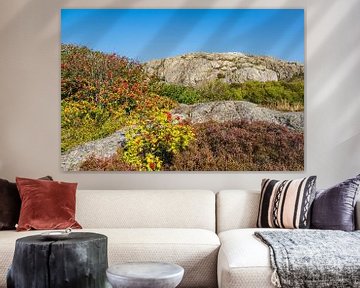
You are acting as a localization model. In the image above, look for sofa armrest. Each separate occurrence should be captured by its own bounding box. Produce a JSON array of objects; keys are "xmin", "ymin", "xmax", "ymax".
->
[{"xmin": 356, "ymin": 200, "xmax": 360, "ymax": 230}]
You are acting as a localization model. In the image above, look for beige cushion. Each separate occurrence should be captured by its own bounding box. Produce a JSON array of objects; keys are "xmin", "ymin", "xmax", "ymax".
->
[
  {"xmin": 216, "ymin": 190, "xmax": 260, "ymax": 233},
  {"xmin": 0, "ymin": 228, "xmax": 220, "ymax": 288},
  {"xmin": 217, "ymin": 228, "xmax": 277, "ymax": 288},
  {"xmin": 76, "ymin": 190, "xmax": 216, "ymax": 231}
]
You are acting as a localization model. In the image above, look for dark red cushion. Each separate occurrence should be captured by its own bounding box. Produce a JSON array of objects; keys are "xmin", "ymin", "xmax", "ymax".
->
[{"xmin": 16, "ymin": 177, "xmax": 82, "ymax": 231}]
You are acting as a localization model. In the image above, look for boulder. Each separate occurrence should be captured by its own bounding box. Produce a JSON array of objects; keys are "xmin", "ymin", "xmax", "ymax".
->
[
  {"xmin": 145, "ymin": 52, "xmax": 304, "ymax": 87},
  {"xmin": 61, "ymin": 131, "xmax": 126, "ymax": 171},
  {"xmin": 171, "ymin": 101, "xmax": 303, "ymax": 131}
]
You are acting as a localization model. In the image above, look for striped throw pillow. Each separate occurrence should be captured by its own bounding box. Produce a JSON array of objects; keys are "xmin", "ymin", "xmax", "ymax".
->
[{"xmin": 257, "ymin": 176, "xmax": 317, "ymax": 229}]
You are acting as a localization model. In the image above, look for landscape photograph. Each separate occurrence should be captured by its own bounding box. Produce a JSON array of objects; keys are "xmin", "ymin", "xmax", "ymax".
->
[{"xmin": 61, "ymin": 9, "xmax": 304, "ymax": 171}]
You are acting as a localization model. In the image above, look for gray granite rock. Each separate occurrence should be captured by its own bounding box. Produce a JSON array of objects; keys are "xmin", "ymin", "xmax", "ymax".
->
[
  {"xmin": 145, "ymin": 52, "xmax": 303, "ymax": 87},
  {"xmin": 171, "ymin": 101, "xmax": 303, "ymax": 131},
  {"xmin": 61, "ymin": 131, "xmax": 126, "ymax": 171}
]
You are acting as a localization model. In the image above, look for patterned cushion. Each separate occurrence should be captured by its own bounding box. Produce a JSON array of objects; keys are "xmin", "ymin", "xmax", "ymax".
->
[{"xmin": 257, "ymin": 176, "xmax": 317, "ymax": 229}]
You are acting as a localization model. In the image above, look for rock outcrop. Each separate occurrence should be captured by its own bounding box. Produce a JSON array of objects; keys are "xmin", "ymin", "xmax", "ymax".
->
[
  {"xmin": 61, "ymin": 131, "xmax": 126, "ymax": 171},
  {"xmin": 171, "ymin": 101, "xmax": 303, "ymax": 132},
  {"xmin": 145, "ymin": 52, "xmax": 304, "ymax": 87}
]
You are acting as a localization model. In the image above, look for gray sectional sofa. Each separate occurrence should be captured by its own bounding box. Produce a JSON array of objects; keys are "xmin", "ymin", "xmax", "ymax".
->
[{"xmin": 0, "ymin": 189, "xmax": 359, "ymax": 288}]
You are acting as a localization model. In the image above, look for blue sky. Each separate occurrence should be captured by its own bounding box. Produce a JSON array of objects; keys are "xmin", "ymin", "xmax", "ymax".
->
[{"xmin": 61, "ymin": 9, "xmax": 304, "ymax": 63}]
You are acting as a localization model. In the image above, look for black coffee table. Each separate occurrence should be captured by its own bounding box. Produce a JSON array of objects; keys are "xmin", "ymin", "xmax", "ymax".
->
[{"xmin": 7, "ymin": 232, "xmax": 108, "ymax": 288}]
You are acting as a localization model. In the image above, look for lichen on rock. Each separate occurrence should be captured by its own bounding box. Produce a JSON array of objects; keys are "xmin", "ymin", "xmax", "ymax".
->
[
  {"xmin": 145, "ymin": 52, "xmax": 304, "ymax": 87},
  {"xmin": 171, "ymin": 101, "xmax": 303, "ymax": 131}
]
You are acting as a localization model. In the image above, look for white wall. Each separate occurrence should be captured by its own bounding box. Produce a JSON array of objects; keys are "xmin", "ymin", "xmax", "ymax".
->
[{"xmin": 0, "ymin": 0, "xmax": 359, "ymax": 190}]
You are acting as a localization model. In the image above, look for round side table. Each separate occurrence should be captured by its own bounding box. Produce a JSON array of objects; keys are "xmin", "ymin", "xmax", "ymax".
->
[
  {"xmin": 106, "ymin": 262, "xmax": 184, "ymax": 288},
  {"xmin": 7, "ymin": 232, "xmax": 108, "ymax": 288}
]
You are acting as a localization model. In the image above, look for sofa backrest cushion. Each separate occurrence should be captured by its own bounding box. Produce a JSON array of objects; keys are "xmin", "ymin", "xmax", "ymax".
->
[
  {"xmin": 76, "ymin": 190, "xmax": 216, "ymax": 231},
  {"xmin": 217, "ymin": 190, "xmax": 360, "ymax": 232},
  {"xmin": 216, "ymin": 190, "xmax": 260, "ymax": 233}
]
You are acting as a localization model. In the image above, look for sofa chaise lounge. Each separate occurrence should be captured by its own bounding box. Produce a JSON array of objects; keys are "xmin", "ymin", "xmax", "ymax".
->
[{"xmin": 0, "ymin": 189, "xmax": 359, "ymax": 288}]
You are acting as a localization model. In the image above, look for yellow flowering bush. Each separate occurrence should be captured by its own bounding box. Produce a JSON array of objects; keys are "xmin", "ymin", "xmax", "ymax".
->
[{"xmin": 121, "ymin": 111, "xmax": 195, "ymax": 171}]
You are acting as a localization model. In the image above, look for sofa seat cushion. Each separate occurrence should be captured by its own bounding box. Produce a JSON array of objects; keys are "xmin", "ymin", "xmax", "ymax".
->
[
  {"xmin": 102, "ymin": 228, "xmax": 220, "ymax": 288},
  {"xmin": 218, "ymin": 228, "xmax": 282, "ymax": 288},
  {"xmin": 0, "ymin": 228, "xmax": 219, "ymax": 288}
]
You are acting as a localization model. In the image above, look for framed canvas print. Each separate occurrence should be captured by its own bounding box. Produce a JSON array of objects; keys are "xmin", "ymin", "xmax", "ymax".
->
[{"xmin": 61, "ymin": 9, "xmax": 304, "ymax": 171}]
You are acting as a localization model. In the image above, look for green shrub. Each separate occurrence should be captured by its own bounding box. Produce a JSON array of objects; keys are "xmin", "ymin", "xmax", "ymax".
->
[
  {"xmin": 235, "ymin": 80, "xmax": 304, "ymax": 110},
  {"xmin": 149, "ymin": 82, "xmax": 201, "ymax": 104},
  {"xmin": 150, "ymin": 78, "xmax": 304, "ymax": 111},
  {"xmin": 197, "ymin": 80, "xmax": 304, "ymax": 111},
  {"xmin": 198, "ymin": 79, "xmax": 239, "ymax": 102}
]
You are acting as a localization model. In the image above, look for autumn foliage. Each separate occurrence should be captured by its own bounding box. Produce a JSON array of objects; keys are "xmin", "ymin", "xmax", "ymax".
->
[
  {"xmin": 61, "ymin": 44, "xmax": 176, "ymax": 152},
  {"xmin": 62, "ymin": 44, "xmax": 304, "ymax": 171}
]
